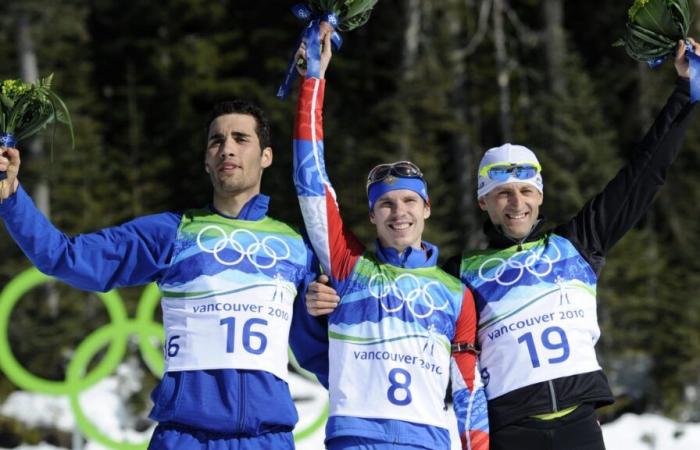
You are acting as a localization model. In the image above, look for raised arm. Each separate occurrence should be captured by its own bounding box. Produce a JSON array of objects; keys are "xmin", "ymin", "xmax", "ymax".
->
[
  {"xmin": 451, "ymin": 288, "xmax": 489, "ymax": 450},
  {"xmin": 293, "ymin": 29, "xmax": 364, "ymax": 288},
  {"xmin": 0, "ymin": 148, "xmax": 177, "ymax": 291},
  {"xmin": 560, "ymin": 41, "xmax": 698, "ymax": 262}
]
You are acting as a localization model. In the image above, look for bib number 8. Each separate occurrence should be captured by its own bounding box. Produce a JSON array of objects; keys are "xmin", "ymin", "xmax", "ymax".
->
[
  {"xmin": 387, "ymin": 368, "xmax": 412, "ymax": 406},
  {"xmin": 517, "ymin": 326, "xmax": 570, "ymax": 368}
]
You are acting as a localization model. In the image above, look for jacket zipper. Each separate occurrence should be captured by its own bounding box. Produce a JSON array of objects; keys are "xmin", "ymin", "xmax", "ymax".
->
[
  {"xmin": 238, "ymin": 373, "xmax": 247, "ymax": 431},
  {"xmin": 547, "ymin": 380, "xmax": 558, "ymax": 412}
]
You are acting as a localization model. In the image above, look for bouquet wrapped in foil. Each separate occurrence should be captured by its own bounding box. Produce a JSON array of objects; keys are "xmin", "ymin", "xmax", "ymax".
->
[
  {"xmin": 277, "ymin": 0, "xmax": 379, "ymax": 98},
  {"xmin": 0, "ymin": 74, "xmax": 74, "ymax": 181}
]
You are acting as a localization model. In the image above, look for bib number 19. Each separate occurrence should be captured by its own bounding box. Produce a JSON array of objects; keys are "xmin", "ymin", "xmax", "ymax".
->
[{"xmin": 517, "ymin": 326, "xmax": 570, "ymax": 368}]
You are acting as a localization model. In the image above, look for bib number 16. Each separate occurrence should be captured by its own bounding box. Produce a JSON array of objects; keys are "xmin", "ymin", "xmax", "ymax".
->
[
  {"xmin": 164, "ymin": 318, "xmax": 268, "ymax": 359},
  {"xmin": 220, "ymin": 317, "xmax": 268, "ymax": 355}
]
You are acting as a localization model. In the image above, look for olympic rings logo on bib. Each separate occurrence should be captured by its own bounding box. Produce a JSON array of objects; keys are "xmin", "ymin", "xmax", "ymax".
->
[
  {"xmin": 478, "ymin": 243, "xmax": 562, "ymax": 286},
  {"xmin": 368, "ymin": 273, "xmax": 450, "ymax": 319},
  {"xmin": 197, "ymin": 225, "xmax": 291, "ymax": 268}
]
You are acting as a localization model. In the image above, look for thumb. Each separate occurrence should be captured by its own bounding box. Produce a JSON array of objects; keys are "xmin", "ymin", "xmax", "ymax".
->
[
  {"xmin": 318, "ymin": 274, "xmax": 330, "ymax": 284},
  {"xmin": 676, "ymin": 39, "xmax": 687, "ymax": 62}
]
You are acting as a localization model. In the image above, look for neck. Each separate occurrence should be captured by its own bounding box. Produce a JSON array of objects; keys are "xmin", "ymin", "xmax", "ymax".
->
[
  {"xmin": 212, "ymin": 189, "xmax": 259, "ymax": 217},
  {"xmin": 378, "ymin": 238, "xmax": 423, "ymax": 254},
  {"xmin": 498, "ymin": 219, "xmax": 540, "ymax": 244}
]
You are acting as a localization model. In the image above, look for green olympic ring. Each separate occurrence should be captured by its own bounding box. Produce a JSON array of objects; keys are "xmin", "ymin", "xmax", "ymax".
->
[{"xmin": 0, "ymin": 267, "xmax": 328, "ymax": 449}]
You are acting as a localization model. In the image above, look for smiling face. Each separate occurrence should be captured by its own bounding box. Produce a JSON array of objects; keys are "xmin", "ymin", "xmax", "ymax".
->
[
  {"xmin": 205, "ymin": 113, "xmax": 272, "ymax": 199},
  {"xmin": 369, "ymin": 189, "xmax": 431, "ymax": 253},
  {"xmin": 478, "ymin": 182, "xmax": 543, "ymax": 240}
]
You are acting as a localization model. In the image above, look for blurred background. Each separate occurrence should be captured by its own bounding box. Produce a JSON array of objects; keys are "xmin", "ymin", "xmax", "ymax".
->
[{"xmin": 1, "ymin": 0, "xmax": 700, "ymax": 448}]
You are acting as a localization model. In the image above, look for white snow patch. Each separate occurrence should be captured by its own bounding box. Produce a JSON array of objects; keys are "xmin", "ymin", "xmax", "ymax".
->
[{"xmin": 3, "ymin": 372, "xmax": 700, "ymax": 450}]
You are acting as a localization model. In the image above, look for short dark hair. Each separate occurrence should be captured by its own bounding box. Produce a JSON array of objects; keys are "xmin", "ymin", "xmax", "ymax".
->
[{"xmin": 206, "ymin": 100, "xmax": 272, "ymax": 150}]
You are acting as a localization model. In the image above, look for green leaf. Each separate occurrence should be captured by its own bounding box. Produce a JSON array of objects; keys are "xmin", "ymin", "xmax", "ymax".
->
[{"xmin": 0, "ymin": 93, "xmax": 14, "ymax": 110}]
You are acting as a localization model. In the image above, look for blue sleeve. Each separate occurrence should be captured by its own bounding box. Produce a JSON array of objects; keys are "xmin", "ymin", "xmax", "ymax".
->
[
  {"xmin": 0, "ymin": 184, "xmax": 180, "ymax": 292},
  {"xmin": 289, "ymin": 232, "xmax": 329, "ymax": 388}
]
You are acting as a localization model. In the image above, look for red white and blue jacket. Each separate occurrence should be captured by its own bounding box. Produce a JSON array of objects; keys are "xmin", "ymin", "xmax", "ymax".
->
[{"xmin": 293, "ymin": 77, "xmax": 489, "ymax": 450}]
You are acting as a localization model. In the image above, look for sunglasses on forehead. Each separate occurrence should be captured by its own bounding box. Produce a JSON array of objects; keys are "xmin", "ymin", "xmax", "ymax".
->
[
  {"xmin": 479, "ymin": 163, "xmax": 541, "ymax": 182},
  {"xmin": 366, "ymin": 161, "xmax": 424, "ymax": 188}
]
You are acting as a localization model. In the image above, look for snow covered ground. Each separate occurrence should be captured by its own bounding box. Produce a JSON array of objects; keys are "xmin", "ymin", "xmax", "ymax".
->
[{"xmin": 1, "ymin": 370, "xmax": 699, "ymax": 450}]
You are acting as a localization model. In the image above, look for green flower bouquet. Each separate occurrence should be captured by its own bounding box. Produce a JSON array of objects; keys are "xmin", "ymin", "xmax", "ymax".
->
[
  {"xmin": 308, "ymin": 0, "xmax": 378, "ymax": 32},
  {"xmin": 277, "ymin": 0, "xmax": 379, "ymax": 98},
  {"xmin": 0, "ymin": 74, "xmax": 74, "ymax": 181},
  {"xmin": 615, "ymin": 0, "xmax": 692, "ymax": 66}
]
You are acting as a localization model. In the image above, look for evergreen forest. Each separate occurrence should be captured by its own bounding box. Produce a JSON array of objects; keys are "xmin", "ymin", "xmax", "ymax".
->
[{"xmin": 1, "ymin": 0, "xmax": 700, "ymax": 446}]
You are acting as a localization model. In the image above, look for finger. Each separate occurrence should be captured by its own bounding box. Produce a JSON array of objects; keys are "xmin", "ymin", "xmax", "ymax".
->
[
  {"xmin": 689, "ymin": 37, "xmax": 699, "ymax": 55},
  {"xmin": 318, "ymin": 274, "xmax": 330, "ymax": 284},
  {"xmin": 311, "ymin": 299, "xmax": 339, "ymax": 308},
  {"xmin": 306, "ymin": 289, "xmax": 339, "ymax": 303},
  {"xmin": 676, "ymin": 40, "xmax": 686, "ymax": 61},
  {"xmin": 308, "ymin": 307, "xmax": 334, "ymax": 317},
  {"xmin": 317, "ymin": 292, "xmax": 340, "ymax": 303},
  {"xmin": 7, "ymin": 147, "xmax": 19, "ymax": 160},
  {"xmin": 313, "ymin": 283, "xmax": 339, "ymax": 297},
  {"xmin": 322, "ymin": 31, "xmax": 332, "ymax": 57}
]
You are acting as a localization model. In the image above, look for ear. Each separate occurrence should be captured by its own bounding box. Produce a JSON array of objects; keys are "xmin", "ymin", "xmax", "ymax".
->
[
  {"xmin": 537, "ymin": 191, "xmax": 544, "ymax": 206},
  {"xmin": 423, "ymin": 204, "xmax": 431, "ymax": 220},
  {"xmin": 204, "ymin": 164, "xmax": 210, "ymax": 174},
  {"xmin": 261, "ymin": 147, "xmax": 273, "ymax": 169},
  {"xmin": 478, "ymin": 196, "xmax": 488, "ymax": 211},
  {"xmin": 369, "ymin": 210, "xmax": 376, "ymax": 225}
]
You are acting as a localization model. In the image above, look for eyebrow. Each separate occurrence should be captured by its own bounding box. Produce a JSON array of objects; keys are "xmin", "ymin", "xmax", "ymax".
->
[{"xmin": 208, "ymin": 131, "xmax": 252, "ymax": 141}]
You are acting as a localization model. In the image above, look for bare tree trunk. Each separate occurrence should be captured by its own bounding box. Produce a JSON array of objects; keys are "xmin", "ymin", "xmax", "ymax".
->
[
  {"xmin": 543, "ymin": 0, "xmax": 566, "ymax": 96},
  {"xmin": 542, "ymin": 0, "xmax": 566, "ymax": 160},
  {"xmin": 448, "ymin": 0, "xmax": 484, "ymax": 250},
  {"xmin": 17, "ymin": 13, "xmax": 49, "ymax": 217},
  {"xmin": 396, "ymin": 0, "xmax": 422, "ymax": 161},
  {"xmin": 126, "ymin": 62, "xmax": 143, "ymax": 217},
  {"xmin": 492, "ymin": 0, "xmax": 512, "ymax": 142},
  {"xmin": 17, "ymin": 12, "xmax": 59, "ymax": 316}
]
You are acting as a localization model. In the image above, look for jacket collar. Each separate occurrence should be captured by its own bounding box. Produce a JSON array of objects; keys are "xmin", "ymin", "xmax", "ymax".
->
[
  {"xmin": 484, "ymin": 216, "xmax": 547, "ymax": 249},
  {"xmin": 374, "ymin": 239, "xmax": 439, "ymax": 268},
  {"xmin": 209, "ymin": 194, "xmax": 270, "ymax": 221}
]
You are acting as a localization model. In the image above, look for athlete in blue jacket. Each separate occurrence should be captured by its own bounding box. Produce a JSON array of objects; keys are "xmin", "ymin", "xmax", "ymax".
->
[{"xmin": 0, "ymin": 100, "xmax": 327, "ymax": 449}]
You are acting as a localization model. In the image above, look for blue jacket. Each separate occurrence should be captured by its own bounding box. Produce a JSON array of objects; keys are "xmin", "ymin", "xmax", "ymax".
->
[{"xmin": 0, "ymin": 187, "xmax": 328, "ymax": 435}]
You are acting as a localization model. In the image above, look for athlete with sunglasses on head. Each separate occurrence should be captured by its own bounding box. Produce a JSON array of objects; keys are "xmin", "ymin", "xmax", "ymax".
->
[
  {"xmin": 307, "ymin": 37, "xmax": 699, "ymax": 450},
  {"xmin": 292, "ymin": 26, "xmax": 488, "ymax": 450}
]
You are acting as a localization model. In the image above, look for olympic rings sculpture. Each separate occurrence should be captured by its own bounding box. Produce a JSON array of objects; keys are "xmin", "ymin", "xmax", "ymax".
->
[
  {"xmin": 478, "ymin": 243, "xmax": 562, "ymax": 286},
  {"xmin": 197, "ymin": 225, "xmax": 291, "ymax": 268},
  {"xmin": 368, "ymin": 273, "xmax": 450, "ymax": 319},
  {"xmin": 0, "ymin": 267, "xmax": 326, "ymax": 449}
]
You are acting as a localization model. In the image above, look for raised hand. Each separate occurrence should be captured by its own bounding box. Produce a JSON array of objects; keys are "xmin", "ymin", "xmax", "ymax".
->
[
  {"xmin": 675, "ymin": 38, "xmax": 699, "ymax": 79},
  {"xmin": 0, "ymin": 147, "xmax": 20, "ymax": 200},
  {"xmin": 294, "ymin": 21, "xmax": 334, "ymax": 79}
]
